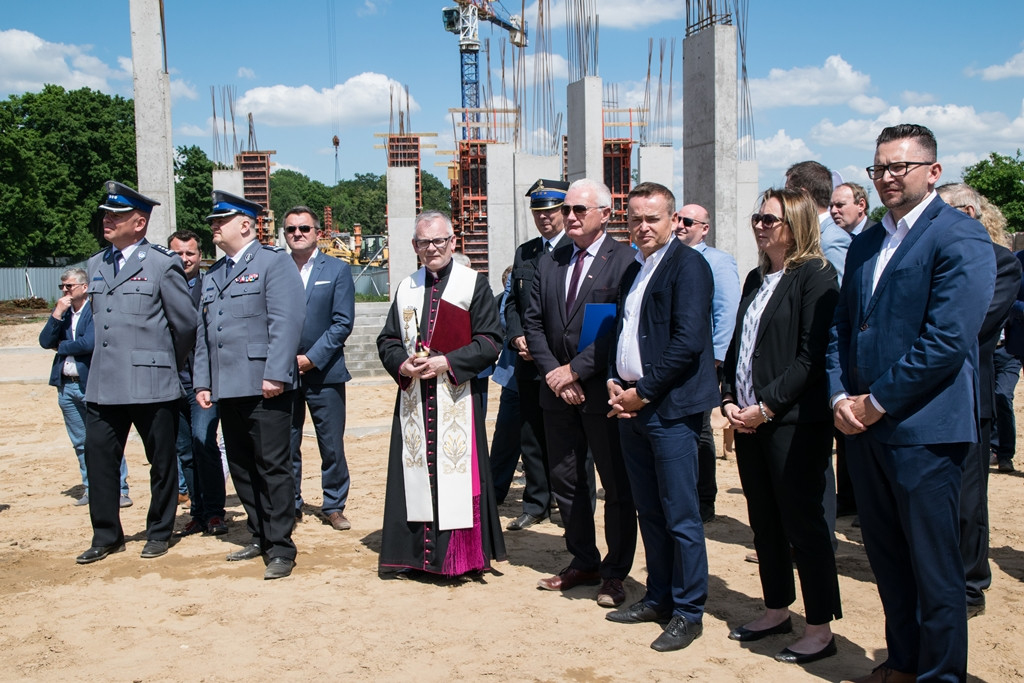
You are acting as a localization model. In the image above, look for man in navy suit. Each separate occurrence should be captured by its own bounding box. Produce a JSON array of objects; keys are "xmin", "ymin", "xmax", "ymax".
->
[
  {"xmin": 828, "ymin": 124, "xmax": 996, "ymax": 683},
  {"xmin": 40, "ymin": 267, "xmax": 131, "ymax": 508},
  {"xmin": 283, "ymin": 206, "xmax": 355, "ymax": 531},
  {"xmin": 524, "ymin": 178, "xmax": 637, "ymax": 609},
  {"xmin": 605, "ymin": 183, "xmax": 719, "ymax": 652}
]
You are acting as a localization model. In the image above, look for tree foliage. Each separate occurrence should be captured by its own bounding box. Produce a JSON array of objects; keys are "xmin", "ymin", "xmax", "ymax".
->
[
  {"xmin": 0, "ymin": 85, "xmax": 137, "ymax": 265},
  {"xmin": 962, "ymin": 151, "xmax": 1024, "ymax": 233}
]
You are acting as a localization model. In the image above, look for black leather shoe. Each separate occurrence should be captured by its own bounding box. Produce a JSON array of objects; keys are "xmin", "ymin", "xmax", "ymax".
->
[
  {"xmin": 204, "ymin": 516, "xmax": 228, "ymax": 536},
  {"xmin": 967, "ymin": 602, "xmax": 986, "ymax": 619},
  {"xmin": 140, "ymin": 540, "xmax": 169, "ymax": 559},
  {"xmin": 264, "ymin": 557, "xmax": 295, "ymax": 580},
  {"xmin": 226, "ymin": 543, "xmax": 262, "ymax": 562},
  {"xmin": 75, "ymin": 543, "xmax": 125, "ymax": 565},
  {"xmin": 606, "ymin": 600, "xmax": 671, "ymax": 625},
  {"xmin": 507, "ymin": 512, "xmax": 546, "ymax": 531},
  {"xmin": 651, "ymin": 615, "xmax": 702, "ymax": 652},
  {"xmin": 728, "ymin": 616, "xmax": 793, "ymax": 641},
  {"xmin": 774, "ymin": 636, "xmax": 837, "ymax": 664}
]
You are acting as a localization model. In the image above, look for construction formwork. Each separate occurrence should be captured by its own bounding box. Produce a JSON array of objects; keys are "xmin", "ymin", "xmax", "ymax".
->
[
  {"xmin": 603, "ymin": 138, "xmax": 632, "ymax": 242},
  {"xmin": 383, "ymin": 135, "xmax": 424, "ymax": 214},
  {"xmin": 235, "ymin": 150, "xmax": 275, "ymax": 244},
  {"xmin": 450, "ymin": 139, "xmax": 491, "ymax": 275}
]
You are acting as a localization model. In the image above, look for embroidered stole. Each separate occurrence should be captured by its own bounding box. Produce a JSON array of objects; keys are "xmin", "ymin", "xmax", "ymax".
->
[{"xmin": 394, "ymin": 263, "xmax": 477, "ymax": 530}]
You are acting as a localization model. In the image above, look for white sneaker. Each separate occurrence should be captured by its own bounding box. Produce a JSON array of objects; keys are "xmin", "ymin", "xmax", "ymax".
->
[{"xmin": 74, "ymin": 494, "xmax": 89, "ymax": 506}]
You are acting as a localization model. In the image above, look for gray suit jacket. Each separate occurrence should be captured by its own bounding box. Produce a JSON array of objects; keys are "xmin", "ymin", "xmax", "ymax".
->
[
  {"xmin": 193, "ymin": 241, "xmax": 306, "ymax": 400},
  {"xmin": 298, "ymin": 251, "xmax": 355, "ymax": 386},
  {"xmin": 85, "ymin": 239, "xmax": 197, "ymax": 404}
]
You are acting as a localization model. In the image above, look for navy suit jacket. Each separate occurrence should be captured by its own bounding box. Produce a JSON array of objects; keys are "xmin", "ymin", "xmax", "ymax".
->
[
  {"xmin": 298, "ymin": 251, "xmax": 355, "ymax": 386},
  {"xmin": 1001, "ymin": 250, "xmax": 1024, "ymax": 359},
  {"xmin": 608, "ymin": 238, "xmax": 720, "ymax": 419},
  {"xmin": 523, "ymin": 233, "xmax": 635, "ymax": 413},
  {"xmin": 39, "ymin": 302, "xmax": 94, "ymax": 388},
  {"xmin": 827, "ymin": 195, "xmax": 996, "ymax": 445}
]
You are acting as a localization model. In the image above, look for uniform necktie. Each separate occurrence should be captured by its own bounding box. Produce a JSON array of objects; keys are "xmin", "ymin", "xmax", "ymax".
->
[
  {"xmin": 545, "ymin": 241, "xmax": 553, "ymax": 253},
  {"xmin": 112, "ymin": 250, "xmax": 122, "ymax": 275},
  {"xmin": 224, "ymin": 257, "xmax": 235, "ymax": 280},
  {"xmin": 565, "ymin": 249, "xmax": 587, "ymax": 315}
]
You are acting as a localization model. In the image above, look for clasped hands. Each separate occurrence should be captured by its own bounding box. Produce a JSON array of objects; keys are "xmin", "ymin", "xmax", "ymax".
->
[
  {"xmin": 833, "ymin": 394, "xmax": 882, "ymax": 435},
  {"xmin": 722, "ymin": 400, "xmax": 773, "ymax": 433},
  {"xmin": 606, "ymin": 381, "xmax": 644, "ymax": 419},
  {"xmin": 547, "ymin": 364, "xmax": 584, "ymax": 405},
  {"xmin": 400, "ymin": 354, "xmax": 450, "ymax": 381}
]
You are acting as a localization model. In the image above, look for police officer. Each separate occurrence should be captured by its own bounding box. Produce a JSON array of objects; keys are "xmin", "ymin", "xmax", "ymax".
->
[
  {"xmin": 193, "ymin": 191, "xmax": 305, "ymax": 580},
  {"xmin": 76, "ymin": 181, "xmax": 197, "ymax": 564}
]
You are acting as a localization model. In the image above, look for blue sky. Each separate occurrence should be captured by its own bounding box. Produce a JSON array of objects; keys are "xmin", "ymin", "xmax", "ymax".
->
[{"xmin": 3, "ymin": 0, "xmax": 1023, "ymax": 205}]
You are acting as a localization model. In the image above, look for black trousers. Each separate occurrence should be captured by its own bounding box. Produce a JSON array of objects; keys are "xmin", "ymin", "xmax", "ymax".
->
[
  {"xmin": 735, "ymin": 421, "xmax": 841, "ymax": 625},
  {"xmin": 696, "ymin": 409, "xmax": 716, "ymax": 516},
  {"xmin": 834, "ymin": 428, "xmax": 857, "ymax": 515},
  {"xmin": 84, "ymin": 400, "xmax": 179, "ymax": 547},
  {"xmin": 544, "ymin": 406, "xmax": 636, "ymax": 579},
  {"xmin": 219, "ymin": 391, "xmax": 297, "ymax": 561},
  {"xmin": 960, "ymin": 417, "xmax": 993, "ymax": 606}
]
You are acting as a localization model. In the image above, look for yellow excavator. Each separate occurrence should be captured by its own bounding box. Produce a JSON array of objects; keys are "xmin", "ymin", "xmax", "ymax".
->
[{"xmin": 318, "ymin": 224, "xmax": 388, "ymax": 267}]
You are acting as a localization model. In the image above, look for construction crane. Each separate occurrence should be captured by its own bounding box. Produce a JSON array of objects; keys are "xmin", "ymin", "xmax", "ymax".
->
[{"xmin": 442, "ymin": 1, "xmax": 527, "ymax": 139}]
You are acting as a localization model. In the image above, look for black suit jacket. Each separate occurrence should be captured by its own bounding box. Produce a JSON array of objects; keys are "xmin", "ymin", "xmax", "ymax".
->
[
  {"xmin": 608, "ymin": 239, "xmax": 720, "ymax": 419},
  {"xmin": 523, "ymin": 233, "xmax": 635, "ymax": 413},
  {"xmin": 723, "ymin": 259, "xmax": 839, "ymax": 425},
  {"xmin": 979, "ymin": 244, "xmax": 1021, "ymax": 419},
  {"xmin": 506, "ymin": 234, "xmax": 560, "ymax": 381}
]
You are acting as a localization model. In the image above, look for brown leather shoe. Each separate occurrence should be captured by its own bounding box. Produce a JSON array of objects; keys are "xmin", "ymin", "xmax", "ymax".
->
[
  {"xmin": 326, "ymin": 511, "xmax": 351, "ymax": 531},
  {"xmin": 844, "ymin": 664, "xmax": 916, "ymax": 683},
  {"xmin": 537, "ymin": 567, "xmax": 601, "ymax": 591},
  {"xmin": 596, "ymin": 578, "xmax": 626, "ymax": 607}
]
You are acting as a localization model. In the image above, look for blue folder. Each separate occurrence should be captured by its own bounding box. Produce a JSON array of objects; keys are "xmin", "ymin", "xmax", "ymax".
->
[{"xmin": 577, "ymin": 303, "xmax": 617, "ymax": 352}]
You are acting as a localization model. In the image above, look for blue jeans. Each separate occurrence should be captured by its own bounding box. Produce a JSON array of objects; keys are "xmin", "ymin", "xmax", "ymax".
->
[
  {"xmin": 175, "ymin": 392, "xmax": 226, "ymax": 522},
  {"xmin": 291, "ymin": 383, "xmax": 350, "ymax": 515},
  {"xmin": 57, "ymin": 379, "xmax": 128, "ymax": 495},
  {"xmin": 618, "ymin": 410, "xmax": 706, "ymax": 622}
]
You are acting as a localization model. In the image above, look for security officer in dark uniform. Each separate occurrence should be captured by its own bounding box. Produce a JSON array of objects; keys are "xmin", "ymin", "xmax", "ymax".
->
[
  {"xmin": 193, "ymin": 191, "xmax": 306, "ymax": 580},
  {"xmin": 497, "ymin": 179, "xmax": 568, "ymax": 530},
  {"xmin": 77, "ymin": 181, "xmax": 197, "ymax": 564}
]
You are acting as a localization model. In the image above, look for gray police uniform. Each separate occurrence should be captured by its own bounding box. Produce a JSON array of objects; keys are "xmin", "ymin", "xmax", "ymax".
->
[
  {"xmin": 85, "ymin": 239, "xmax": 197, "ymax": 548},
  {"xmin": 193, "ymin": 239, "xmax": 306, "ymax": 560}
]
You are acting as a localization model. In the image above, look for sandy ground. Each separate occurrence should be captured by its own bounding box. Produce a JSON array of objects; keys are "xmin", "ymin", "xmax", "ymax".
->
[{"xmin": 0, "ymin": 320, "xmax": 1022, "ymax": 682}]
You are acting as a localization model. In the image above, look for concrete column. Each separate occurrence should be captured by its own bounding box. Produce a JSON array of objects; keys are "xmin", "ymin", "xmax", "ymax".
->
[
  {"xmin": 732, "ymin": 160, "xmax": 761, "ymax": 280},
  {"xmin": 684, "ymin": 24, "xmax": 739, "ymax": 264},
  {"xmin": 386, "ymin": 166, "xmax": 418, "ymax": 300},
  {"xmin": 129, "ymin": 0, "xmax": 176, "ymax": 246},
  {"xmin": 637, "ymin": 145, "xmax": 674, "ymax": 190},
  {"xmin": 566, "ymin": 76, "xmax": 603, "ymax": 183},
  {"xmin": 511, "ymin": 152, "xmax": 562, "ymax": 244},
  {"xmin": 485, "ymin": 143, "xmax": 516, "ymax": 294}
]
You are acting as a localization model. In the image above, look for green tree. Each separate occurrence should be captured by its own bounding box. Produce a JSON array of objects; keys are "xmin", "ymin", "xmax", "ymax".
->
[
  {"xmin": 868, "ymin": 205, "xmax": 887, "ymax": 224},
  {"xmin": 174, "ymin": 145, "xmax": 215, "ymax": 255},
  {"xmin": 421, "ymin": 170, "xmax": 451, "ymax": 214},
  {"xmin": 269, "ymin": 169, "xmax": 331, "ymax": 228},
  {"xmin": 0, "ymin": 85, "xmax": 137, "ymax": 265},
  {"xmin": 962, "ymin": 151, "xmax": 1024, "ymax": 232}
]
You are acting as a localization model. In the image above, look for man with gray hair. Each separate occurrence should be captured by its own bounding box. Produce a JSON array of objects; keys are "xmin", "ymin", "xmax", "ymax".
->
[
  {"xmin": 830, "ymin": 182, "xmax": 875, "ymax": 237},
  {"xmin": 40, "ymin": 267, "xmax": 131, "ymax": 508},
  {"xmin": 376, "ymin": 210, "xmax": 505, "ymax": 579}
]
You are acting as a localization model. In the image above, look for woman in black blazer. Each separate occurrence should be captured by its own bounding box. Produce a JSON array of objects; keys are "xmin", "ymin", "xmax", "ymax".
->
[{"xmin": 721, "ymin": 188, "xmax": 841, "ymax": 665}]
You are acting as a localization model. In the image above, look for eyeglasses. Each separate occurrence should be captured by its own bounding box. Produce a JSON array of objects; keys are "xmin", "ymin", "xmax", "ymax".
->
[
  {"xmin": 58, "ymin": 283, "xmax": 83, "ymax": 291},
  {"xmin": 413, "ymin": 236, "xmax": 452, "ymax": 250},
  {"xmin": 559, "ymin": 204, "xmax": 605, "ymax": 217},
  {"xmin": 284, "ymin": 224, "xmax": 315, "ymax": 234},
  {"xmin": 865, "ymin": 161, "xmax": 933, "ymax": 180},
  {"xmin": 678, "ymin": 216, "xmax": 708, "ymax": 228},
  {"xmin": 751, "ymin": 213, "xmax": 785, "ymax": 230}
]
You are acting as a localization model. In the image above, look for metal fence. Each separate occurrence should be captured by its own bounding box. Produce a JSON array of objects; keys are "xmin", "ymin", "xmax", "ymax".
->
[{"xmin": 0, "ymin": 263, "xmax": 89, "ymax": 302}]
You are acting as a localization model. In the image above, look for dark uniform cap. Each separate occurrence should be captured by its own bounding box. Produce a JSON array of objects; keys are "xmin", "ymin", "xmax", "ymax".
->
[
  {"xmin": 99, "ymin": 180, "xmax": 161, "ymax": 214},
  {"xmin": 205, "ymin": 190, "xmax": 264, "ymax": 222},
  {"xmin": 525, "ymin": 178, "xmax": 569, "ymax": 211}
]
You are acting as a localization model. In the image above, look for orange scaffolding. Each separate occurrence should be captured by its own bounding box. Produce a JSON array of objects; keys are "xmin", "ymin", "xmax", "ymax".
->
[
  {"xmin": 235, "ymin": 150, "xmax": 276, "ymax": 244},
  {"xmin": 450, "ymin": 139, "xmax": 492, "ymax": 276},
  {"xmin": 603, "ymin": 138, "xmax": 632, "ymax": 243}
]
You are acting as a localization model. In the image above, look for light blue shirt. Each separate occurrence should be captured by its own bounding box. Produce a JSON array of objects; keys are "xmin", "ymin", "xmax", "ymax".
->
[
  {"xmin": 693, "ymin": 241, "xmax": 741, "ymax": 363},
  {"xmin": 820, "ymin": 213, "xmax": 851, "ymax": 285}
]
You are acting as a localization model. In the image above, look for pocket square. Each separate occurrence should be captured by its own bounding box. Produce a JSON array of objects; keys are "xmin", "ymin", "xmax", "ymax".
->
[{"xmin": 314, "ymin": 280, "xmax": 331, "ymax": 285}]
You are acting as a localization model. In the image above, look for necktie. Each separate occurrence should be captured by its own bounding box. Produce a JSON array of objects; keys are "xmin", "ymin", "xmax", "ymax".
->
[
  {"xmin": 545, "ymin": 241, "xmax": 553, "ymax": 253},
  {"xmin": 565, "ymin": 249, "xmax": 587, "ymax": 315},
  {"xmin": 112, "ymin": 250, "xmax": 122, "ymax": 275},
  {"xmin": 224, "ymin": 258, "xmax": 235, "ymax": 280}
]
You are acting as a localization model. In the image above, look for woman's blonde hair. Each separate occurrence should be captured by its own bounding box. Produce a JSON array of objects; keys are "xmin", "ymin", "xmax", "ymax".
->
[{"xmin": 756, "ymin": 187, "xmax": 828, "ymax": 274}]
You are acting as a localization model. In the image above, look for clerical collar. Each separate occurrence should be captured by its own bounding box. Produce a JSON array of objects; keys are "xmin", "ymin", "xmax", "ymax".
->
[{"xmin": 425, "ymin": 259, "xmax": 454, "ymax": 286}]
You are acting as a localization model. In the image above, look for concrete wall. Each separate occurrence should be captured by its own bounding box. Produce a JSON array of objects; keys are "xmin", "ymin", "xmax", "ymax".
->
[
  {"xmin": 684, "ymin": 24, "xmax": 739, "ymax": 266},
  {"xmin": 129, "ymin": 0, "xmax": 176, "ymax": 247},
  {"xmin": 733, "ymin": 160, "xmax": 761, "ymax": 280},
  {"xmin": 566, "ymin": 76, "xmax": 604, "ymax": 183},
  {"xmin": 485, "ymin": 143, "xmax": 516, "ymax": 295},
  {"xmin": 385, "ymin": 166, "xmax": 418, "ymax": 300},
  {"xmin": 637, "ymin": 145, "xmax": 675, "ymax": 191},
  {"xmin": 511, "ymin": 153, "xmax": 563, "ymax": 246}
]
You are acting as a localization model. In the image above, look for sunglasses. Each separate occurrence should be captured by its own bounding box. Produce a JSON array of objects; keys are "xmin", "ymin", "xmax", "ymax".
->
[
  {"xmin": 678, "ymin": 216, "xmax": 708, "ymax": 228},
  {"xmin": 560, "ymin": 204, "xmax": 605, "ymax": 217},
  {"xmin": 751, "ymin": 213, "xmax": 785, "ymax": 230},
  {"xmin": 284, "ymin": 224, "xmax": 315, "ymax": 234},
  {"xmin": 58, "ymin": 283, "xmax": 83, "ymax": 291}
]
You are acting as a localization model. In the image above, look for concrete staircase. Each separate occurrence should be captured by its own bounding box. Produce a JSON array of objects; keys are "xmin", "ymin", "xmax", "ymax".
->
[{"xmin": 346, "ymin": 301, "xmax": 391, "ymax": 379}]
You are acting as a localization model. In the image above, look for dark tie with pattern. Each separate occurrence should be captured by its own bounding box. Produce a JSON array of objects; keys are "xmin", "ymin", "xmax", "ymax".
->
[{"xmin": 565, "ymin": 249, "xmax": 587, "ymax": 316}]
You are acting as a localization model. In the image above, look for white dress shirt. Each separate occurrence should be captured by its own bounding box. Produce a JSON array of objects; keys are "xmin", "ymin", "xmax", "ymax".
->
[{"xmin": 616, "ymin": 240, "xmax": 672, "ymax": 381}]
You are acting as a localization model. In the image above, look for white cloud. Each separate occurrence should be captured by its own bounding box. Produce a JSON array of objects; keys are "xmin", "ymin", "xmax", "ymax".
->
[
  {"xmin": 237, "ymin": 72, "xmax": 417, "ymax": 127},
  {"xmin": 272, "ymin": 162, "xmax": 307, "ymax": 174},
  {"xmin": 177, "ymin": 122, "xmax": 210, "ymax": 137},
  {"xmin": 969, "ymin": 46, "xmax": 1024, "ymax": 81},
  {"xmin": 516, "ymin": 51, "xmax": 570, "ymax": 82},
  {"xmin": 237, "ymin": 67, "xmax": 256, "ymax": 80},
  {"xmin": 901, "ymin": 90, "xmax": 936, "ymax": 106},
  {"xmin": 170, "ymin": 79, "xmax": 198, "ymax": 101},
  {"xmin": 0, "ymin": 28, "xmax": 130, "ymax": 94},
  {"xmin": 357, "ymin": 0, "xmax": 387, "ymax": 17},
  {"xmin": 812, "ymin": 101, "xmax": 1024, "ymax": 154},
  {"xmin": 527, "ymin": 1, "xmax": 684, "ymax": 30},
  {"xmin": 748, "ymin": 55, "xmax": 881, "ymax": 112},
  {"xmin": 752, "ymin": 130, "xmax": 815, "ymax": 169}
]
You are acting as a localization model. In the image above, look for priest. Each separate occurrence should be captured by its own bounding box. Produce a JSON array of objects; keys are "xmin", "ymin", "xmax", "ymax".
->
[{"xmin": 376, "ymin": 211, "xmax": 505, "ymax": 578}]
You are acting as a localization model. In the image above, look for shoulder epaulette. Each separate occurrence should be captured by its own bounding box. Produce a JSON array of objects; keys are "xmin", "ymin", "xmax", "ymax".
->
[
  {"xmin": 261, "ymin": 244, "xmax": 286, "ymax": 253},
  {"xmin": 150, "ymin": 244, "xmax": 174, "ymax": 257}
]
